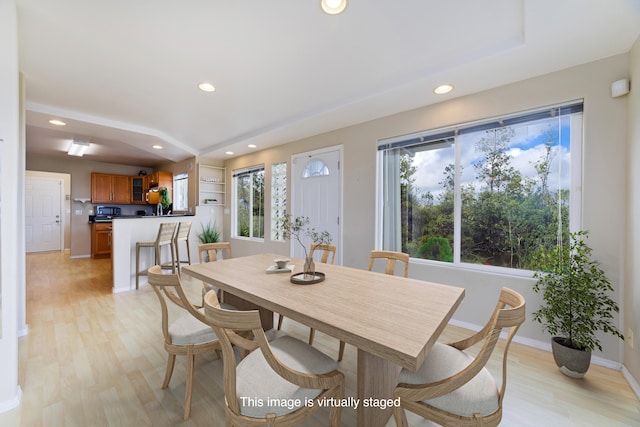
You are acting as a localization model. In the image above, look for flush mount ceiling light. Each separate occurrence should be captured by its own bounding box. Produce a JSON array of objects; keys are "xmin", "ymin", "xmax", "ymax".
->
[
  {"xmin": 248, "ymin": 144, "xmax": 257, "ymax": 148},
  {"xmin": 225, "ymin": 151, "xmax": 234, "ymax": 155},
  {"xmin": 49, "ymin": 119, "xmax": 66, "ymax": 126},
  {"xmin": 434, "ymin": 84, "xmax": 454, "ymax": 95},
  {"xmin": 152, "ymin": 145, "xmax": 163, "ymax": 150},
  {"xmin": 321, "ymin": 0, "xmax": 347, "ymax": 15},
  {"xmin": 198, "ymin": 82, "xmax": 216, "ymax": 92},
  {"xmin": 68, "ymin": 140, "xmax": 89, "ymax": 157}
]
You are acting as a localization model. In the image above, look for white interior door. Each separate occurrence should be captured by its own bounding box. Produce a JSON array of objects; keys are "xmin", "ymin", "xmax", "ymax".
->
[
  {"xmin": 25, "ymin": 177, "xmax": 63, "ymax": 253},
  {"xmin": 292, "ymin": 147, "xmax": 342, "ymax": 264}
]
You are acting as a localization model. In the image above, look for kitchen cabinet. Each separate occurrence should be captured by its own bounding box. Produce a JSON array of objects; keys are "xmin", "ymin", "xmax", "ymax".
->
[
  {"xmin": 130, "ymin": 176, "xmax": 148, "ymax": 204},
  {"xmin": 91, "ymin": 173, "xmax": 131, "ymax": 203},
  {"xmin": 92, "ymin": 222, "xmax": 112, "ymax": 258}
]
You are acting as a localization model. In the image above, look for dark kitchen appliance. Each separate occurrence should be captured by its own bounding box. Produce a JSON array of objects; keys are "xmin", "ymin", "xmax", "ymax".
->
[{"xmin": 92, "ymin": 206, "xmax": 121, "ymax": 222}]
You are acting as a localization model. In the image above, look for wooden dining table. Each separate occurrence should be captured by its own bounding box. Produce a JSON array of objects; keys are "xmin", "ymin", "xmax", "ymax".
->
[{"xmin": 182, "ymin": 253, "xmax": 465, "ymax": 427}]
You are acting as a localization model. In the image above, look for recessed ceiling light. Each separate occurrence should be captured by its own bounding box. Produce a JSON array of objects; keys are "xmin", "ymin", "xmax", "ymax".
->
[
  {"xmin": 434, "ymin": 84, "xmax": 454, "ymax": 95},
  {"xmin": 152, "ymin": 145, "xmax": 163, "ymax": 150},
  {"xmin": 248, "ymin": 144, "xmax": 257, "ymax": 148},
  {"xmin": 49, "ymin": 119, "xmax": 66, "ymax": 126},
  {"xmin": 225, "ymin": 151, "xmax": 234, "ymax": 155},
  {"xmin": 198, "ymin": 82, "xmax": 216, "ymax": 92},
  {"xmin": 321, "ymin": 0, "xmax": 347, "ymax": 14}
]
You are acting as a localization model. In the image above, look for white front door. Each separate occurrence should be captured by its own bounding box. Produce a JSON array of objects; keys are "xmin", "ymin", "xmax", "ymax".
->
[
  {"xmin": 25, "ymin": 177, "xmax": 63, "ymax": 253},
  {"xmin": 292, "ymin": 147, "xmax": 342, "ymax": 264}
]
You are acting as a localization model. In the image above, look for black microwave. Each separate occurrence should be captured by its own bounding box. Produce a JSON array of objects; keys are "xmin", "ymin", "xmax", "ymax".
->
[{"xmin": 96, "ymin": 206, "xmax": 121, "ymax": 216}]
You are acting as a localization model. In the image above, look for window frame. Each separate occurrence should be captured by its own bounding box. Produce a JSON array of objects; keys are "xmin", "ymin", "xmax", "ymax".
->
[
  {"xmin": 231, "ymin": 165, "xmax": 265, "ymax": 241},
  {"xmin": 172, "ymin": 172, "xmax": 188, "ymax": 212},
  {"xmin": 375, "ymin": 101, "xmax": 583, "ymax": 277}
]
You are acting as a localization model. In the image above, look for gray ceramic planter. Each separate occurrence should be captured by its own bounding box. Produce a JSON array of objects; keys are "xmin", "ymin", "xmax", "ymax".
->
[{"xmin": 551, "ymin": 337, "xmax": 591, "ymax": 378}]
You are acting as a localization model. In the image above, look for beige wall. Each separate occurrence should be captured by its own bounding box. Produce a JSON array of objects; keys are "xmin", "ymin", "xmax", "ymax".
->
[
  {"xmin": 625, "ymin": 36, "xmax": 640, "ymax": 382},
  {"xmin": 26, "ymin": 154, "xmax": 152, "ymax": 257},
  {"xmin": 225, "ymin": 54, "xmax": 631, "ymax": 365}
]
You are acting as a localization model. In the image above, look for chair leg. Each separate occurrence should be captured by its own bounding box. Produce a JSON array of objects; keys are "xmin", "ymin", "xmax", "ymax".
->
[
  {"xmin": 183, "ymin": 351, "xmax": 195, "ymax": 420},
  {"xmin": 162, "ymin": 353, "xmax": 176, "ymax": 389},
  {"xmin": 308, "ymin": 328, "xmax": 316, "ymax": 345},
  {"xmin": 277, "ymin": 314, "xmax": 284, "ymax": 330},
  {"xmin": 338, "ymin": 341, "xmax": 345, "ymax": 362},
  {"xmin": 329, "ymin": 381, "xmax": 345, "ymax": 427},
  {"xmin": 393, "ymin": 405, "xmax": 409, "ymax": 427},
  {"xmin": 135, "ymin": 245, "xmax": 141, "ymax": 289}
]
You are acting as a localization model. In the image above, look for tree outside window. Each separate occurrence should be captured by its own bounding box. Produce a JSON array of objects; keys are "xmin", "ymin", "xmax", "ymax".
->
[
  {"xmin": 381, "ymin": 102, "xmax": 582, "ymax": 272},
  {"xmin": 233, "ymin": 166, "xmax": 265, "ymax": 239}
]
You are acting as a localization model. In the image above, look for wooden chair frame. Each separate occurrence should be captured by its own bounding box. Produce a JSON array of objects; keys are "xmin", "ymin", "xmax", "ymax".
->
[
  {"xmin": 136, "ymin": 222, "xmax": 177, "ymax": 289},
  {"xmin": 147, "ymin": 265, "xmax": 221, "ymax": 420},
  {"xmin": 198, "ymin": 241, "xmax": 232, "ymax": 263},
  {"xmin": 368, "ymin": 250, "xmax": 409, "ymax": 277},
  {"xmin": 393, "ymin": 287, "xmax": 526, "ymax": 427},
  {"xmin": 204, "ymin": 291, "xmax": 345, "ymax": 427},
  {"xmin": 173, "ymin": 221, "xmax": 192, "ymax": 274}
]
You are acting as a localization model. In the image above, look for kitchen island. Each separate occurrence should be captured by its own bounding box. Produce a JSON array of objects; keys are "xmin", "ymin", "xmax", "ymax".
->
[{"xmin": 111, "ymin": 206, "xmax": 221, "ymax": 293}]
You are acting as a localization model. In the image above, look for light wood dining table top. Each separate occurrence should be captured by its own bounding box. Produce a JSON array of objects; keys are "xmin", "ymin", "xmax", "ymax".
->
[{"xmin": 182, "ymin": 252, "xmax": 465, "ymax": 371}]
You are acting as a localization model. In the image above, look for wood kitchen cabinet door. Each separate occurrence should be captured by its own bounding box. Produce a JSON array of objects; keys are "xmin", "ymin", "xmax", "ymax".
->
[
  {"xmin": 112, "ymin": 175, "xmax": 130, "ymax": 203},
  {"xmin": 91, "ymin": 173, "xmax": 113, "ymax": 203},
  {"xmin": 92, "ymin": 223, "xmax": 112, "ymax": 258},
  {"xmin": 91, "ymin": 173, "xmax": 131, "ymax": 203}
]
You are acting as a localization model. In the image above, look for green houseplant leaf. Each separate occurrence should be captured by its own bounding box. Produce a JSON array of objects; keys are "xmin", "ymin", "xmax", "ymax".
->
[
  {"xmin": 532, "ymin": 230, "xmax": 624, "ymax": 352},
  {"xmin": 197, "ymin": 221, "xmax": 221, "ymax": 244}
]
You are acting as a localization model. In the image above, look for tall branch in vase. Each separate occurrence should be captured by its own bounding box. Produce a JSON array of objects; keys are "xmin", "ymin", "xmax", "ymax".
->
[{"xmin": 277, "ymin": 214, "xmax": 332, "ymax": 278}]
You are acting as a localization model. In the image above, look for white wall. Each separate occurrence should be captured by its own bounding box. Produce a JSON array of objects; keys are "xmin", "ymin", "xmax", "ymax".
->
[
  {"xmin": 0, "ymin": 0, "xmax": 23, "ymax": 412},
  {"xmin": 225, "ymin": 54, "xmax": 630, "ymax": 366}
]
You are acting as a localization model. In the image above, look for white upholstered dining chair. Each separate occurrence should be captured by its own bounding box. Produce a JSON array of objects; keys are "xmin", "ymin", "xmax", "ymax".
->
[
  {"xmin": 203, "ymin": 290, "xmax": 345, "ymax": 426},
  {"xmin": 147, "ymin": 265, "xmax": 221, "ymax": 420},
  {"xmin": 393, "ymin": 287, "xmax": 525, "ymax": 427}
]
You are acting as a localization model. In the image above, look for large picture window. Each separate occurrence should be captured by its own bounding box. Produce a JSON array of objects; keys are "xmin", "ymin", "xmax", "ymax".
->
[
  {"xmin": 377, "ymin": 101, "xmax": 583, "ymax": 273},
  {"xmin": 232, "ymin": 165, "xmax": 265, "ymax": 239}
]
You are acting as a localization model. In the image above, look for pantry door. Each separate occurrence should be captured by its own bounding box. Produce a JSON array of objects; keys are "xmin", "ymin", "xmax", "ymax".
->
[{"xmin": 291, "ymin": 146, "xmax": 342, "ymax": 264}]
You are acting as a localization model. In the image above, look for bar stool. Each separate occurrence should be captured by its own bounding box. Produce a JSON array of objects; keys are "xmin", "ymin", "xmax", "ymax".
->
[
  {"xmin": 173, "ymin": 222, "xmax": 192, "ymax": 274},
  {"xmin": 135, "ymin": 222, "xmax": 177, "ymax": 289}
]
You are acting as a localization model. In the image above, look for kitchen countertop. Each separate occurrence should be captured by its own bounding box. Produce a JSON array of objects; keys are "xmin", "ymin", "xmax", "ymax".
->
[{"xmin": 89, "ymin": 213, "xmax": 195, "ymax": 223}]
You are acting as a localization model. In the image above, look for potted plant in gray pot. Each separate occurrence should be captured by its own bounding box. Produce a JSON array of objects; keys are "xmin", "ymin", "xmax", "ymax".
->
[{"xmin": 532, "ymin": 230, "xmax": 624, "ymax": 378}]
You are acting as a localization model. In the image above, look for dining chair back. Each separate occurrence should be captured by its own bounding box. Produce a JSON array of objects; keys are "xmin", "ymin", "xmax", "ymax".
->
[
  {"xmin": 147, "ymin": 265, "xmax": 221, "ymax": 420},
  {"xmin": 310, "ymin": 243, "xmax": 337, "ymax": 264},
  {"xmin": 393, "ymin": 287, "xmax": 526, "ymax": 427},
  {"xmin": 197, "ymin": 242, "xmax": 233, "ymax": 304},
  {"xmin": 203, "ymin": 290, "xmax": 345, "ymax": 427},
  {"xmin": 198, "ymin": 241, "xmax": 232, "ymax": 263},
  {"xmin": 368, "ymin": 250, "xmax": 409, "ymax": 277}
]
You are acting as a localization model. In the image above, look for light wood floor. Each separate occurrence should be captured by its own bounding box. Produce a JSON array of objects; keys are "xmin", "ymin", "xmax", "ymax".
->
[{"xmin": 1, "ymin": 251, "xmax": 639, "ymax": 426}]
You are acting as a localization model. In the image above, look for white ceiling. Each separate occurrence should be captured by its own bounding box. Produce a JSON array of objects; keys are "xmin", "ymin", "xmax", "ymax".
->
[{"xmin": 18, "ymin": 0, "xmax": 640, "ymax": 167}]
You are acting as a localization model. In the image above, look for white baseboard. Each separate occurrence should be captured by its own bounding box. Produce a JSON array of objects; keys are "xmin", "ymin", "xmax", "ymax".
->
[
  {"xmin": 17, "ymin": 324, "xmax": 29, "ymax": 337},
  {"xmin": 0, "ymin": 386, "xmax": 22, "ymax": 414},
  {"xmin": 448, "ymin": 319, "xmax": 628, "ymax": 373},
  {"xmin": 622, "ymin": 365, "xmax": 640, "ymax": 400},
  {"xmin": 69, "ymin": 254, "xmax": 91, "ymax": 259}
]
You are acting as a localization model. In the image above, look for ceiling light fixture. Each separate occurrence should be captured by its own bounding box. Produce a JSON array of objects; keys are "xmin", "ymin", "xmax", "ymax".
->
[
  {"xmin": 321, "ymin": 0, "xmax": 347, "ymax": 15},
  {"xmin": 198, "ymin": 82, "xmax": 216, "ymax": 92},
  {"xmin": 434, "ymin": 84, "xmax": 454, "ymax": 95},
  {"xmin": 225, "ymin": 151, "xmax": 234, "ymax": 155},
  {"xmin": 49, "ymin": 119, "xmax": 66, "ymax": 126},
  {"xmin": 152, "ymin": 145, "xmax": 163, "ymax": 150},
  {"xmin": 248, "ymin": 144, "xmax": 257, "ymax": 148},
  {"xmin": 68, "ymin": 140, "xmax": 89, "ymax": 157}
]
